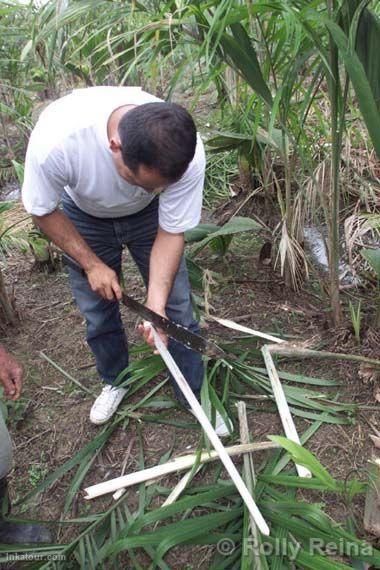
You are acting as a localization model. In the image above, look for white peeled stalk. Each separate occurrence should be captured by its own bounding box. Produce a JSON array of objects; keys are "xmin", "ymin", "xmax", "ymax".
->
[
  {"xmin": 113, "ymin": 487, "xmax": 126, "ymax": 501},
  {"xmin": 261, "ymin": 345, "xmax": 311, "ymax": 478},
  {"xmin": 162, "ymin": 466, "xmax": 201, "ymax": 507},
  {"xmin": 150, "ymin": 326, "xmax": 270, "ymax": 536},
  {"xmin": 237, "ymin": 401, "xmax": 262, "ymax": 563},
  {"xmin": 84, "ymin": 441, "xmax": 279, "ymax": 499},
  {"xmin": 112, "ymin": 437, "xmax": 135, "ymax": 500},
  {"xmin": 208, "ymin": 316, "xmax": 285, "ymax": 344}
]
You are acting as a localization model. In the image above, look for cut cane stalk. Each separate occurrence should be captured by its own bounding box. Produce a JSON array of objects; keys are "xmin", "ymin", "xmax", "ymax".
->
[
  {"xmin": 261, "ymin": 345, "xmax": 311, "ymax": 478},
  {"xmin": 237, "ymin": 401, "xmax": 263, "ymax": 564},
  {"xmin": 162, "ymin": 467, "xmax": 201, "ymax": 507},
  {"xmin": 84, "ymin": 441, "xmax": 279, "ymax": 497},
  {"xmin": 268, "ymin": 342, "xmax": 380, "ymax": 367},
  {"xmin": 207, "ymin": 316, "xmax": 285, "ymax": 344}
]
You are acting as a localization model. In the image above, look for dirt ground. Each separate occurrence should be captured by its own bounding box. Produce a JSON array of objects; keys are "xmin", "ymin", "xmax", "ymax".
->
[{"xmin": 1, "ymin": 224, "xmax": 380, "ymax": 568}]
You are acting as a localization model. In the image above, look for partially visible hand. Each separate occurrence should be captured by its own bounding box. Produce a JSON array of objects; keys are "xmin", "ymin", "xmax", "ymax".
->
[
  {"xmin": 86, "ymin": 262, "xmax": 122, "ymax": 301},
  {"xmin": 0, "ymin": 346, "xmax": 23, "ymax": 401},
  {"xmin": 137, "ymin": 307, "xmax": 168, "ymax": 354}
]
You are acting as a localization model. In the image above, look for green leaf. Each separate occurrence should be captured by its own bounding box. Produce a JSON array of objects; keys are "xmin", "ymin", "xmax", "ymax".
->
[
  {"xmin": 0, "ymin": 202, "xmax": 13, "ymax": 216},
  {"xmin": 185, "ymin": 223, "xmax": 220, "ymax": 243},
  {"xmin": 185, "ymin": 256, "xmax": 205, "ymax": 290},
  {"xmin": 105, "ymin": 508, "xmax": 240, "ymax": 561},
  {"xmin": 129, "ymin": 485, "xmax": 236, "ymax": 535},
  {"xmin": 260, "ymin": 474, "xmax": 365, "ymax": 495},
  {"xmin": 206, "ymin": 127, "xmax": 284, "ymax": 154},
  {"xmin": 268, "ymin": 436, "xmax": 338, "ymax": 490},
  {"xmin": 206, "ymin": 131, "xmax": 252, "ymax": 152},
  {"xmin": 355, "ymin": 8, "xmax": 380, "ymax": 109},
  {"xmin": 190, "ymin": 216, "xmax": 263, "ymax": 257},
  {"xmin": 251, "ymin": 367, "xmax": 340, "ymax": 386},
  {"xmin": 220, "ymin": 23, "xmax": 273, "ymax": 107},
  {"xmin": 28, "ymin": 236, "xmax": 50, "ymax": 262},
  {"xmin": 11, "ymin": 159, "xmax": 24, "ymax": 186},
  {"xmin": 361, "ymin": 247, "xmax": 380, "ymax": 279},
  {"xmin": 324, "ymin": 18, "xmax": 380, "ymax": 157},
  {"xmin": 339, "ymin": 1, "xmax": 380, "ymax": 109}
]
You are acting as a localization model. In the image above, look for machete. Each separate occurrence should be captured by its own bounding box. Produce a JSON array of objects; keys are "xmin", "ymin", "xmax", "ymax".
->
[{"xmin": 62, "ymin": 253, "xmax": 225, "ymax": 359}]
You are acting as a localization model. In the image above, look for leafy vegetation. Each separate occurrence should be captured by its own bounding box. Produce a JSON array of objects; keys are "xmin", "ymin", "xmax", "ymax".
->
[{"xmin": 2, "ymin": 0, "xmax": 379, "ymax": 321}]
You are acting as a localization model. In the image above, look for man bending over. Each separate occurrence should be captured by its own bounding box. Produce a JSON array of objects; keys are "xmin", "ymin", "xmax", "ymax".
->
[{"xmin": 22, "ymin": 86, "xmax": 230, "ymax": 436}]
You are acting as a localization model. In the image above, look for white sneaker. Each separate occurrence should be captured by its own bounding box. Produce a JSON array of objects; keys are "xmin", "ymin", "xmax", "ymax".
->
[
  {"xmin": 90, "ymin": 385, "xmax": 127, "ymax": 425},
  {"xmin": 190, "ymin": 408, "xmax": 233, "ymax": 437}
]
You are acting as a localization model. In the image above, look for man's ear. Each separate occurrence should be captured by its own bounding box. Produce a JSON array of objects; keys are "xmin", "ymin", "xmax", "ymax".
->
[{"xmin": 109, "ymin": 136, "xmax": 122, "ymax": 154}]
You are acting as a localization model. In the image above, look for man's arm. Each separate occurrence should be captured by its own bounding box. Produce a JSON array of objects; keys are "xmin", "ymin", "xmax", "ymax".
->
[
  {"xmin": 146, "ymin": 227, "xmax": 184, "ymax": 312},
  {"xmin": 33, "ymin": 210, "xmax": 122, "ymax": 301},
  {"xmin": 0, "ymin": 345, "xmax": 22, "ymax": 401},
  {"xmin": 139, "ymin": 226, "xmax": 184, "ymax": 348}
]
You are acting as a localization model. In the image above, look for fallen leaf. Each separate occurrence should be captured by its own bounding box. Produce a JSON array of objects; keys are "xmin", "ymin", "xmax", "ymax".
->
[
  {"xmin": 369, "ymin": 434, "xmax": 380, "ymax": 449},
  {"xmin": 359, "ymin": 363, "xmax": 380, "ymax": 385}
]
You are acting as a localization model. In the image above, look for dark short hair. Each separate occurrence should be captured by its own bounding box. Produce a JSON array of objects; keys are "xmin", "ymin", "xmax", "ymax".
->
[{"xmin": 118, "ymin": 102, "xmax": 197, "ymax": 181}]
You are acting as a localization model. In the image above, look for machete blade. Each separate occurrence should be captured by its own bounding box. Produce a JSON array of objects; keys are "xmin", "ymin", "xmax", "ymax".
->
[
  {"xmin": 121, "ymin": 293, "xmax": 225, "ymax": 358},
  {"xmin": 62, "ymin": 253, "xmax": 225, "ymax": 358}
]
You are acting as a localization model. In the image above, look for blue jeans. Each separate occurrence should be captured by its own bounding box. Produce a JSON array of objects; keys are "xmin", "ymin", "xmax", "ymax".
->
[{"xmin": 62, "ymin": 193, "xmax": 203, "ymax": 403}]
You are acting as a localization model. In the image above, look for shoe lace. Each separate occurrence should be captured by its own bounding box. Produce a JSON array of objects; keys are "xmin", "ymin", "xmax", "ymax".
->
[{"xmin": 95, "ymin": 386, "xmax": 120, "ymax": 410}]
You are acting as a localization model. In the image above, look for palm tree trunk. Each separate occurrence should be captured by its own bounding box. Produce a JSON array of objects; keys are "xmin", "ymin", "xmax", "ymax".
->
[
  {"xmin": 283, "ymin": 140, "xmax": 293, "ymax": 288},
  {"xmin": 327, "ymin": 0, "xmax": 342, "ymax": 326}
]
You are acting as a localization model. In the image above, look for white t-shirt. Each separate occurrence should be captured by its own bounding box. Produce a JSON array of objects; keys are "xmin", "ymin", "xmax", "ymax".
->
[{"xmin": 22, "ymin": 86, "xmax": 205, "ymax": 233}]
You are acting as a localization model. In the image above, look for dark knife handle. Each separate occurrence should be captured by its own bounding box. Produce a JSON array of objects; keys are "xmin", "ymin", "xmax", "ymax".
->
[{"xmin": 62, "ymin": 253, "xmax": 86, "ymax": 277}]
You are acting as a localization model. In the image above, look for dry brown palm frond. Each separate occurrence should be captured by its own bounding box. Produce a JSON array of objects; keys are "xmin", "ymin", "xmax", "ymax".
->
[
  {"xmin": 202, "ymin": 269, "xmax": 217, "ymax": 317},
  {"xmin": 1, "ymin": 201, "xmax": 32, "ymax": 231},
  {"xmin": 342, "ymin": 127, "xmax": 380, "ymax": 209},
  {"xmin": 275, "ymin": 221, "xmax": 309, "ymax": 291},
  {"xmin": 344, "ymin": 210, "xmax": 380, "ymax": 277},
  {"xmin": 0, "ymin": 165, "xmax": 15, "ymax": 188},
  {"xmin": 305, "ymin": 138, "xmax": 379, "ymax": 224},
  {"xmin": 0, "ymin": 202, "xmax": 32, "ymax": 252},
  {"xmin": 268, "ymin": 335, "xmax": 321, "ymax": 352},
  {"xmin": 304, "ymin": 157, "xmax": 330, "ymax": 223},
  {"xmin": 359, "ymin": 363, "xmax": 380, "ymax": 386},
  {"xmin": 358, "ymin": 329, "xmax": 380, "ymax": 388},
  {"xmin": 291, "ymin": 190, "xmax": 306, "ymax": 244}
]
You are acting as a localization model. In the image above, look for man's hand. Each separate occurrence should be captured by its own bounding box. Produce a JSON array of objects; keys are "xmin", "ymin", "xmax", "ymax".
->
[
  {"xmin": 86, "ymin": 262, "xmax": 122, "ymax": 301},
  {"xmin": 0, "ymin": 346, "xmax": 23, "ymax": 401},
  {"xmin": 137, "ymin": 307, "xmax": 168, "ymax": 354},
  {"xmin": 33, "ymin": 210, "xmax": 122, "ymax": 301}
]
